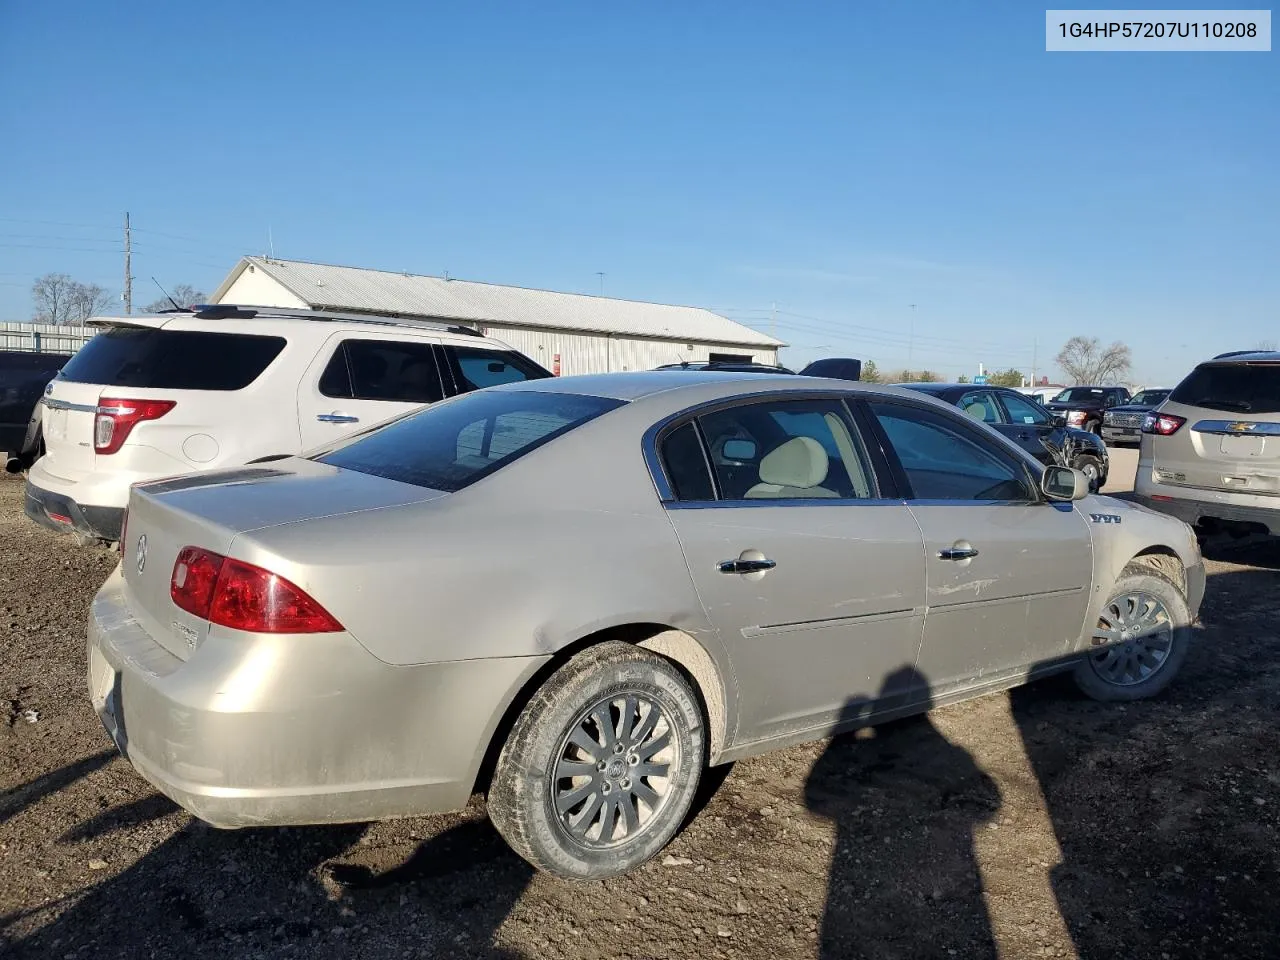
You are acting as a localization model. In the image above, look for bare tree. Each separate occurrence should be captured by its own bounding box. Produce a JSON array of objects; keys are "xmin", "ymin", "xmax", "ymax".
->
[
  {"xmin": 1055, "ymin": 336, "xmax": 1132, "ymax": 385},
  {"xmin": 141, "ymin": 283, "xmax": 206, "ymax": 313},
  {"xmin": 32, "ymin": 273, "xmax": 74, "ymax": 324},
  {"xmin": 1255, "ymin": 339, "xmax": 1277, "ymax": 352},
  {"xmin": 32, "ymin": 273, "xmax": 113, "ymax": 325},
  {"xmin": 66, "ymin": 282, "xmax": 112, "ymax": 323}
]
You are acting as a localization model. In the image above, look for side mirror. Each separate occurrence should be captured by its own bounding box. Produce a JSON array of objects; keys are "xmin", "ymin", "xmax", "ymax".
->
[
  {"xmin": 722, "ymin": 438, "xmax": 758, "ymax": 461},
  {"xmin": 1042, "ymin": 465, "xmax": 1089, "ymax": 501},
  {"xmin": 1052, "ymin": 415, "xmax": 1067, "ymax": 428}
]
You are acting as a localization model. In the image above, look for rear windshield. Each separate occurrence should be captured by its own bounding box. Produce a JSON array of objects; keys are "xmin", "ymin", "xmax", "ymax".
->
[
  {"xmin": 1169, "ymin": 363, "xmax": 1280, "ymax": 414},
  {"xmin": 317, "ymin": 389, "xmax": 625, "ymax": 491},
  {"xmin": 1130, "ymin": 390, "xmax": 1169, "ymax": 406},
  {"xmin": 59, "ymin": 327, "xmax": 286, "ymax": 391},
  {"xmin": 1052, "ymin": 387, "xmax": 1106, "ymax": 403}
]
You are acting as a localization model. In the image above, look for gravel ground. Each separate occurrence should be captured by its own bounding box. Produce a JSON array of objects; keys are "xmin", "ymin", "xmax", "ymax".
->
[{"xmin": 1, "ymin": 471, "xmax": 1278, "ymax": 960}]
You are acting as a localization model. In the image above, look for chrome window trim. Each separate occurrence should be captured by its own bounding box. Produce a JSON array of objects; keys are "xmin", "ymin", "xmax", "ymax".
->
[{"xmin": 666, "ymin": 497, "xmax": 907, "ymax": 510}]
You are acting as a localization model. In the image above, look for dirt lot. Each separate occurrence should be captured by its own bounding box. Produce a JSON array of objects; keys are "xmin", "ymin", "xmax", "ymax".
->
[{"xmin": 1, "ymin": 469, "xmax": 1277, "ymax": 960}]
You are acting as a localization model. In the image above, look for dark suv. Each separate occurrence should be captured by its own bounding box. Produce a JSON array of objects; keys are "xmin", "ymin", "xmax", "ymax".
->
[
  {"xmin": 1043, "ymin": 386, "xmax": 1131, "ymax": 435},
  {"xmin": 1, "ymin": 349, "xmax": 71, "ymax": 470},
  {"xmin": 1101, "ymin": 388, "xmax": 1171, "ymax": 446}
]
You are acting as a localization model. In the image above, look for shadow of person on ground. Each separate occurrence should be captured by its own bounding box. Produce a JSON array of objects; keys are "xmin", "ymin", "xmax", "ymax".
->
[
  {"xmin": 1010, "ymin": 551, "xmax": 1280, "ymax": 959},
  {"xmin": 805, "ymin": 666, "xmax": 1001, "ymax": 960}
]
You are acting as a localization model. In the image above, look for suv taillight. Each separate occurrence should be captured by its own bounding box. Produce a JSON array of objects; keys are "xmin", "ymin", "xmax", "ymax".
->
[
  {"xmin": 94, "ymin": 398, "xmax": 176, "ymax": 455},
  {"xmin": 170, "ymin": 546, "xmax": 343, "ymax": 634},
  {"xmin": 1143, "ymin": 412, "xmax": 1186, "ymax": 436}
]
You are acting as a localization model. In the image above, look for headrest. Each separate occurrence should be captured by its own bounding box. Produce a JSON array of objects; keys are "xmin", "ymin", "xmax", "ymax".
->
[{"xmin": 758, "ymin": 436, "xmax": 829, "ymax": 488}]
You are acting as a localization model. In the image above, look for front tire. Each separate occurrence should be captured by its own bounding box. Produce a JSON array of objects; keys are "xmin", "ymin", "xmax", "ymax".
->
[
  {"xmin": 1074, "ymin": 454, "xmax": 1104, "ymax": 492},
  {"xmin": 1073, "ymin": 565, "xmax": 1192, "ymax": 702},
  {"xmin": 487, "ymin": 641, "xmax": 705, "ymax": 880}
]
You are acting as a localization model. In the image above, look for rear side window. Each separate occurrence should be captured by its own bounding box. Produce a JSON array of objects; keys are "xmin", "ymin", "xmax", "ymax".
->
[
  {"xmin": 443, "ymin": 346, "xmax": 551, "ymax": 393},
  {"xmin": 60, "ymin": 328, "xmax": 285, "ymax": 391},
  {"xmin": 1169, "ymin": 363, "xmax": 1280, "ymax": 414},
  {"xmin": 660, "ymin": 422, "xmax": 716, "ymax": 501},
  {"xmin": 318, "ymin": 390, "xmax": 623, "ymax": 491},
  {"xmin": 320, "ymin": 339, "xmax": 446, "ymax": 403}
]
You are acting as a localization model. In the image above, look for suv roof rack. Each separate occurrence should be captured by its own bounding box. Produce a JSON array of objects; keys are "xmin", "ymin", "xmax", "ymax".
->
[{"xmin": 189, "ymin": 304, "xmax": 485, "ymax": 338}]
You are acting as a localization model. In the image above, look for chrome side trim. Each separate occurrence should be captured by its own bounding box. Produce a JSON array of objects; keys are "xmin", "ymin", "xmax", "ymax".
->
[
  {"xmin": 43, "ymin": 398, "xmax": 98, "ymax": 413},
  {"xmin": 741, "ymin": 606, "xmax": 920, "ymax": 638},
  {"xmin": 665, "ymin": 497, "xmax": 906, "ymax": 510}
]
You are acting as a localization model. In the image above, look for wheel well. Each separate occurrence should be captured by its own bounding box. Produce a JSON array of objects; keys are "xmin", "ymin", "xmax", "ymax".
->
[
  {"xmin": 471, "ymin": 623, "xmax": 728, "ymax": 796},
  {"xmin": 1128, "ymin": 547, "xmax": 1186, "ymax": 593}
]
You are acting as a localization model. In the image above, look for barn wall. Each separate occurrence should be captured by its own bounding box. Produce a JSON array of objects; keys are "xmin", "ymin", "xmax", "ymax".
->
[
  {"xmin": 0, "ymin": 322, "xmax": 96, "ymax": 354},
  {"xmin": 216, "ymin": 267, "xmax": 309, "ymax": 308},
  {"xmin": 481, "ymin": 325, "xmax": 778, "ymax": 376}
]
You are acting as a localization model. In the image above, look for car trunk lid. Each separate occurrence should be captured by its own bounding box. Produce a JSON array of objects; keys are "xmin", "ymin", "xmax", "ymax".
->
[
  {"xmin": 38, "ymin": 379, "xmax": 103, "ymax": 480},
  {"xmin": 120, "ymin": 459, "xmax": 445, "ymax": 659}
]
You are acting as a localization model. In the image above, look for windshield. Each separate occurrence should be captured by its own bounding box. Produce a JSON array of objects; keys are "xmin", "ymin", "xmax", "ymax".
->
[
  {"xmin": 1169, "ymin": 363, "xmax": 1280, "ymax": 415},
  {"xmin": 1052, "ymin": 387, "xmax": 1107, "ymax": 403},
  {"xmin": 318, "ymin": 389, "xmax": 625, "ymax": 491},
  {"xmin": 1130, "ymin": 390, "xmax": 1169, "ymax": 406}
]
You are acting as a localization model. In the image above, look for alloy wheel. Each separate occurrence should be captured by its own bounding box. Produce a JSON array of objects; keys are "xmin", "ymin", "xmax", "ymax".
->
[{"xmin": 1089, "ymin": 591, "xmax": 1174, "ymax": 686}]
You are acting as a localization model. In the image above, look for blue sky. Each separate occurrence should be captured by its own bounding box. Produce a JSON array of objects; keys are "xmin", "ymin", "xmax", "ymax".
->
[{"xmin": 1, "ymin": 1, "xmax": 1275, "ymax": 385}]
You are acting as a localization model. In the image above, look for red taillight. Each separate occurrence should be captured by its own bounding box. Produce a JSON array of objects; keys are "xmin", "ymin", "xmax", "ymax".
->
[
  {"xmin": 94, "ymin": 398, "xmax": 176, "ymax": 455},
  {"xmin": 1143, "ymin": 413, "xmax": 1186, "ymax": 436},
  {"xmin": 170, "ymin": 546, "xmax": 342, "ymax": 634}
]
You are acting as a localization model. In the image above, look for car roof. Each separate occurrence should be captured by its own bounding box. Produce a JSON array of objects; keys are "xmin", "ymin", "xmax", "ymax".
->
[
  {"xmin": 497, "ymin": 370, "xmax": 925, "ymax": 403},
  {"xmin": 86, "ymin": 304, "xmax": 494, "ymax": 344},
  {"xmin": 1206, "ymin": 351, "xmax": 1280, "ymax": 364}
]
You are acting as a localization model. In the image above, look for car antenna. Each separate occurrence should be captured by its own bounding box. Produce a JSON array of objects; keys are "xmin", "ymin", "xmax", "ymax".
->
[{"xmin": 150, "ymin": 277, "xmax": 183, "ymax": 311}]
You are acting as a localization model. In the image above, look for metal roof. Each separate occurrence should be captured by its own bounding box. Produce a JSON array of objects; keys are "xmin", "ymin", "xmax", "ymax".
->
[{"xmin": 211, "ymin": 257, "xmax": 783, "ymax": 349}]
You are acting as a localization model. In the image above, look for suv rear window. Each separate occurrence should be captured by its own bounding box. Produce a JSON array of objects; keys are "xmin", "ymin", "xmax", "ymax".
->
[
  {"xmin": 59, "ymin": 327, "xmax": 286, "ymax": 391},
  {"xmin": 318, "ymin": 389, "xmax": 623, "ymax": 491},
  {"xmin": 1170, "ymin": 363, "xmax": 1280, "ymax": 414}
]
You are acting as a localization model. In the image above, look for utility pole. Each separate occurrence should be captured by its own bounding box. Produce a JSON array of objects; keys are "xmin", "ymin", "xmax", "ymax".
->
[
  {"xmin": 596, "ymin": 272, "xmax": 605, "ymax": 296},
  {"xmin": 1031, "ymin": 337, "xmax": 1038, "ymax": 387},
  {"xmin": 123, "ymin": 212, "xmax": 132, "ymax": 316},
  {"xmin": 907, "ymin": 304, "xmax": 916, "ymax": 372},
  {"xmin": 770, "ymin": 301, "xmax": 777, "ymax": 341}
]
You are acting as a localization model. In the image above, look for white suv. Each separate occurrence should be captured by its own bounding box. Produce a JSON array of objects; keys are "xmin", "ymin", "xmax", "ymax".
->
[{"xmin": 25, "ymin": 304, "xmax": 551, "ymax": 541}]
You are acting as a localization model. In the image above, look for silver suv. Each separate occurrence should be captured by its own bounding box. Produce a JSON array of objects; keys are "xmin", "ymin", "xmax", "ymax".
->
[{"xmin": 1135, "ymin": 351, "xmax": 1280, "ymax": 535}]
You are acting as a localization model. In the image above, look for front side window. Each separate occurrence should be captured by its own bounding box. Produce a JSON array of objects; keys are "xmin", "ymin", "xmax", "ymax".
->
[
  {"xmin": 999, "ymin": 391, "xmax": 1051, "ymax": 426},
  {"xmin": 320, "ymin": 339, "xmax": 446, "ymax": 404},
  {"xmin": 692, "ymin": 398, "xmax": 874, "ymax": 501},
  {"xmin": 60, "ymin": 327, "xmax": 286, "ymax": 391},
  {"xmin": 319, "ymin": 390, "xmax": 622, "ymax": 491},
  {"xmin": 443, "ymin": 346, "xmax": 551, "ymax": 393},
  {"xmin": 869, "ymin": 400, "xmax": 1035, "ymax": 502}
]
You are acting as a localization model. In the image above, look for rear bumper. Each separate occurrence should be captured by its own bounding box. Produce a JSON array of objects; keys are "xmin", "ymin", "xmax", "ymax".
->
[
  {"xmin": 87, "ymin": 569, "xmax": 548, "ymax": 828},
  {"xmin": 25, "ymin": 480, "xmax": 124, "ymax": 540},
  {"xmin": 1135, "ymin": 490, "xmax": 1280, "ymax": 535}
]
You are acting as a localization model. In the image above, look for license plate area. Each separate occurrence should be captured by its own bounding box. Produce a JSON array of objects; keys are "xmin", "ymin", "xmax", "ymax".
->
[{"xmin": 1220, "ymin": 435, "xmax": 1266, "ymax": 457}]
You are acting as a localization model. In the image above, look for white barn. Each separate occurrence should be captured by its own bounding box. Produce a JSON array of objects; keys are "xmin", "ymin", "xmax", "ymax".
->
[{"xmin": 211, "ymin": 257, "xmax": 782, "ymax": 376}]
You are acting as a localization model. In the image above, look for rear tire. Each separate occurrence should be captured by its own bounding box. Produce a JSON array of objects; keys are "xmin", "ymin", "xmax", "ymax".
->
[
  {"xmin": 487, "ymin": 641, "xmax": 705, "ymax": 880},
  {"xmin": 1073, "ymin": 565, "xmax": 1192, "ymax": 702}
]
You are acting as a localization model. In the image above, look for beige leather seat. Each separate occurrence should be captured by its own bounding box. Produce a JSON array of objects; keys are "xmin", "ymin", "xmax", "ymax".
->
[{"xmin": 745, "ymin": 436, "xmax": 840, "ymax": 499}]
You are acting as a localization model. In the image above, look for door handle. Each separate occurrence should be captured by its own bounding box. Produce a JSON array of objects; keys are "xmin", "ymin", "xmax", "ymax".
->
[
  {"xmin": 718, "ymin": 558, "xmax": 777, "ymax": 574},
  {"xmin": 316, "ymin": 413, "xmax": 360, "ymax": 424},
  {"xmin": 938, "ymin": 546, "xmax": 979, "ymax": 561}
]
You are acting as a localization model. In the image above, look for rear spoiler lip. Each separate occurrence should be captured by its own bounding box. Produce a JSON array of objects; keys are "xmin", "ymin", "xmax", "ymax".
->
[{"xmin": 85, "ymin": 316, "xmax": 172, "ymax": 330}]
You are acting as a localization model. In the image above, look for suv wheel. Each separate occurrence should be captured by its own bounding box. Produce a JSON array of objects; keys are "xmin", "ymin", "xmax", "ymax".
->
[
  {"xmin": 1073, "ymin": 565, "xmax": 1192, "ymax": 702},
  {"xmin": 488, "ymin": 641, "xmax": 705, "ymax": 880}
]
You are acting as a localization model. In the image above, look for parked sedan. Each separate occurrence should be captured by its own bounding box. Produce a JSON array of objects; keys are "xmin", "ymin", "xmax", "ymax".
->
[
  {"xmin": 89, "ymin": 372, "xmax": 1202, "ymax": 879},
  {"xmin": 1102, "ymin": 388, "xmax": 1171, "ymax": 446},
  {"xmin": 901, "ymin": 383, "xmax": 1110, "ymax": 490}
]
